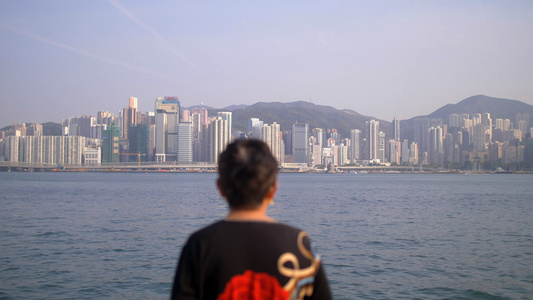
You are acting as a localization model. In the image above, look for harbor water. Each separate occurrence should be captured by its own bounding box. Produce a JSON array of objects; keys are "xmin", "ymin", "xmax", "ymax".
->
[{"xmin": 0, "ymin": 172, "xmax": 532, "ymax": 299}]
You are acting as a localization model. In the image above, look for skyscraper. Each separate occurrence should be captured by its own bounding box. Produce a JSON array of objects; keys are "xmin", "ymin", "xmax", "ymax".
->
[
  {"xmin": 349, "ymin": 129, "xmax": 361, "ymax": 163},
  {"xmin": 177, "ymin": 123, "xmax": 193, "ymax": 162},
  {"xmin": 200, "ymin": 117, "xmax": 229, "ymax": 163},
  {"xmin": 155, "ymin": 97, "xmax": 180, "ymax": 162},
  {"xmin": 414, "ymin": 117, "xmax": 430, "ymax": 153},
  {"xmin": 392, "ymin": 118, "xmax": 400, "ymax": 141},
  {"xmin": 128, "ymin": 124, "xmax": 149, "ymax": 162},
  {"xmin": 366, "ymin": 120, "xmax": 379, "ymax": 161},
  {"xmin": 217, "ymin": 112, "xmax": 233, "ymax": 147},
  {"xmin": 102, "ymin": 125, "xmax": 120, "ymax": 163},
  {"xmin": 260, "ymin": 122, "xmax": 281, "ymax": 164},
  {"xmin": 292, "ymin": 121, "xmax": 309, "ymax": 164}
]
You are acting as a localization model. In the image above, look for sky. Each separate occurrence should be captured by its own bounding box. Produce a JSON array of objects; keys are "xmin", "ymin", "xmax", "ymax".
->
[{"xmin": 1, "ymin": 0, "xmax": 532, "ymax": 127}]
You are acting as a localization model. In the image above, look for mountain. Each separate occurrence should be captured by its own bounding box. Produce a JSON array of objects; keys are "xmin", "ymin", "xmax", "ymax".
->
[
  {"xmin": 224, "ymin": 101, "xmax": 390, "ymax": 138},
  {"xmin": 401, "ymin": 95, "xmax": 533, "ymax": 142},
  {"xmin": 222, "ymin": 104, "xmax": 249, "ymax": 111},
  {"xmin": 428, "ymin": 95, "xmax": 533, "ymax": 120}
]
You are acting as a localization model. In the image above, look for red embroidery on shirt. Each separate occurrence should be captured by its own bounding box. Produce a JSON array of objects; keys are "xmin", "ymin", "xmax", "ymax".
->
[{"xmin": 217, "ymin": 270, "xmax": 289, "ymax": 300}]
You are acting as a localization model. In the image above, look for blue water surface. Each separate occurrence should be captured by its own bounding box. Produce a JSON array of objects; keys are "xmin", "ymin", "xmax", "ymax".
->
[{"xmin": 0, "ymin": 172, "xmax": 532, "ymax": 299}]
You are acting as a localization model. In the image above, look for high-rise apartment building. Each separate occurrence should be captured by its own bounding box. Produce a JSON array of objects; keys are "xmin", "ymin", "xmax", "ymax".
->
[
  {"xmin": 177, "ymin": 123, "xmax": 193, "ymax": 162},
  {"xmin": 429, "ymin": 126, "xmax": 444, "ymax": 164},
  {"xmin": 97, "ymin": 111, "xmax": 116, "ymax": 127},
  {"xmin": 181, "ymin": 109, "xmax": 191, "ymax": 123},
  {"xmin": 401, "ymin": 139, "xmax": 409, "ymax": 164},
  {"xmin": 366, "ymin": 120, "xmax": 379, "ymax": 161},
  {"xmin": 217, "ymin": 112, "xmax": 233, "ymax": 146},
  {"xmin": 192, "ymin": 107, "xmax": 209, "ymax": 126},
  {"xmin": 409, "ymin": 142, "xmax": 419, "ymax": 165},
  {"xmin": 377, "ymin": 131, "xmax": 385, "ymax": 163},
  {"xmin": 62, "ymin": 116, "xmax": 95, "ymax": 138},
  {"xmin": 349, "ymin": 129, "xmax": 361, "ymax": 163},
  {"xmin": 260, "ymin": 122, "xmax": 281, "ymax": 164},
  {"xmin": 312, "ymin": 128, "xmax": 324, "ymax": 150},
  {"xmin": 200, "ymin": 117, "xmax": 229, "ymax": 163},
  {"xmin": 392, "ymin": 118, "xmax": 400, "ymax": 141},
  {"xmin": 449, "ymin": 114, "xmax": 460, "ymax": 128}
]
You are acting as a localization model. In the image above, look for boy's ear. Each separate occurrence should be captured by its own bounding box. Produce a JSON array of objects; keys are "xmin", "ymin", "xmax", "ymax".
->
[{"xmin": 216, "ymin": 179, "xmax": 226, "ymax": 197}]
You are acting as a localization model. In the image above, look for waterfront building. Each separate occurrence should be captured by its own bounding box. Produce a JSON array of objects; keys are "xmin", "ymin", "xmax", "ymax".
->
[
  {"xmin": 414, "ymin": 117, "xmax": 430, "ymax": 153},
  {"xmin": 409, "ymin": 142, "xmax": 419, "ymax": 165},
  {"xmin": 349, "ymin": 129, "xmax": 361, "ymax": 163},
  {"xmin": 378, "ymin": 131, "xmax": 386, "ymax": 163},
  {"xmin": 84, "ymin": 147, "xmax": 101, "ymax": 164},
  {"xmin": 292, "ymin": 121, "xmax": 309, "ymax": 164},
  {"xmin": 489, "ymin": 142, "xmax": 503, "ymax": 162},
  {"xmin": 102, "ymin": 125, "xmax": 120, "ymax": 163},
  {"xmin": 401, "ymin": 139, "xmax": 409, "ymax": 164},
  {"xmin": 199, "ymin": 117, "xmax": 229, "ymax": 163},
  {"xmin": 155, "ymin": 97, "xmax": 180, "ymax": 162},
  {"xmin": 310, "ymin": 142, "xmax": 322, "ymax": 167},
  {"xmin": 429, "ymin": 126, "xmax": 444, "ymax": 165},
  {"xmin": 5, "ymin": 136, "xmax": 86, "ymax": 164},
  {"xmin": 366, "ymin": 120, "xmax": 379, "ymax": 161},
  {"xmin": 387, "ymin": 139, "xmax": 401, "ymax": 165},
  {"xmin": 217, "ymin": 112, "xmax": 233, "ymax": 145},
  {"xmin": 337, "ymin": 144, "xmax": 348, "ymax": 166},
  {"xmin": 503, "ymin": 145, "xmax": 517, "ymax": 164},
  {"xmin": 260, "ymin": 122, "xmax": 281, "ymax": 164},
  {"xmin": 128, "ymin": 124, "xmax": 149, "ymax": 162},
  {"xmin": 148, "ymin": 124, "xmax": 156, "ymax": 161},
  {"xmin": 122, "ymin": 97, "xmax": 139, "ymax": 141},
  {"xmin": 177, "ymin": 123, "xmax": 193, "ymax": 162}
]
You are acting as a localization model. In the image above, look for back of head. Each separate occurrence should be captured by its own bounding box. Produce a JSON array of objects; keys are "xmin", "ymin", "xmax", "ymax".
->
[{"xmin": 218, "ymin": 139, "xmax": 278, "ymax": 210}]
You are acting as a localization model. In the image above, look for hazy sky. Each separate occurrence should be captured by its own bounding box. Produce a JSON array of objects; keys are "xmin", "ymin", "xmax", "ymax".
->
[{"xmin": 1, "ymin": 0, "xmax": 532, "ymax": 127}]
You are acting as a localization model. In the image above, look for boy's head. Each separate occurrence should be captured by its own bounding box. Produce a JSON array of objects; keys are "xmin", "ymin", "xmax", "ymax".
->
[{"xmin": 218, "ymin": 139, "xmax": 278, "ymax": 210}]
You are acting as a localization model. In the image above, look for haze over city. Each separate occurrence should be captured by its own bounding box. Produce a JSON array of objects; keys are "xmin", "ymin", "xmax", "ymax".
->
[{"xmin": 1, "ymin": 0, "xmax": 532, "ymax": 127}]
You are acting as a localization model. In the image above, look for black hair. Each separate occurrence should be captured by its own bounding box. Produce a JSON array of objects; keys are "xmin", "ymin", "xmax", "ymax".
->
[{"xmin": 218, "ymin": 139, "xmax": 278, "ymax": 209}]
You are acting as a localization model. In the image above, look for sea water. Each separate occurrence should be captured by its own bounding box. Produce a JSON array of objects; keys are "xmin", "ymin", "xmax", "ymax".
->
[{"xmin": 0, "ymin": 172, "xmax": 532, "ymax": 299}]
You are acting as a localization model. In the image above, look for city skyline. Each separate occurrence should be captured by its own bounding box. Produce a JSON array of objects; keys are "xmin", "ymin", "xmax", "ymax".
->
[
  {"xmin": 2, "ymin": 93, "xmax": 531, "ymax": 169},
  {"xmin": 2, "ymin": 1, "xmax": 533, "ymax": 127}
]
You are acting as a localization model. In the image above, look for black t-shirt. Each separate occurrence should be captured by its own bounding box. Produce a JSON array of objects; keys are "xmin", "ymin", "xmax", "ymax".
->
[{"xmin": 172, "ymin": 220, "xmax": 332, "ymax": 300}]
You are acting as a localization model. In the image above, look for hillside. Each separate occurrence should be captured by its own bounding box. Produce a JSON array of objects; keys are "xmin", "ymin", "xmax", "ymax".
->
[
  {"xmin": 214, "ymin": 101, "xmax": 391, "ymax": 138},
  {"xmin": 401, "ymin": 95, "xmax": 533, "ymax": 141}
]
